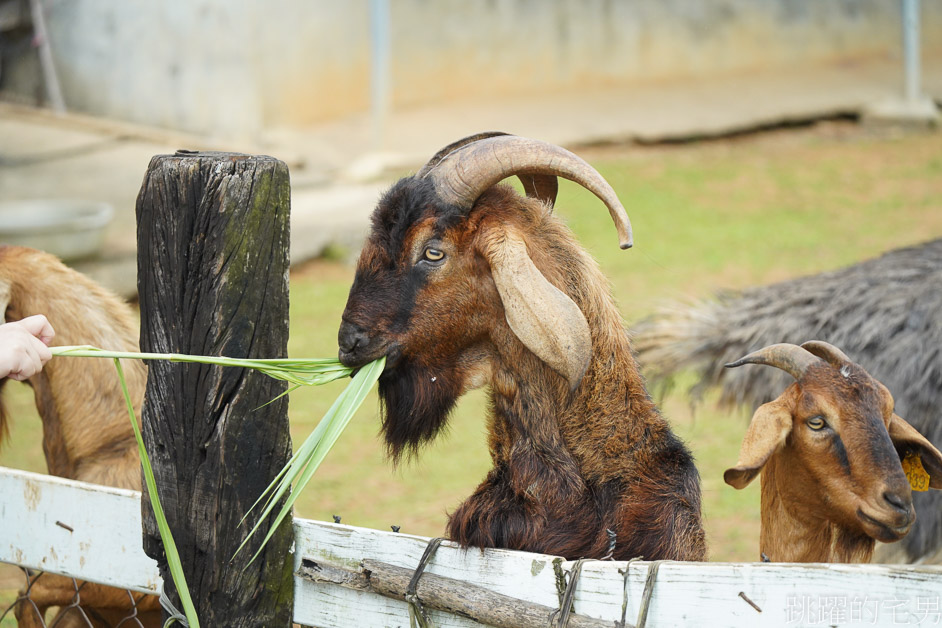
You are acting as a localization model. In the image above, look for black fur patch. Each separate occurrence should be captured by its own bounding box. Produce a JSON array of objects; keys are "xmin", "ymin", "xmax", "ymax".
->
[
  {"xmin": 451, "ymin": 464, "xmax": 542, "ymax": 550},
  {"xmin": 371, "ymin": 177, "xmax": 465, "ymax": 262},
  {"xmin": 618, "ymin": 433, "xmax": 704, "ymax": 560},
  {"xmin": 831, "ymin": 433, "xmax": 852, "ymax": 475},
  {"xmin": 391, "ymin": 268, "xmax": 426, "ymax": 334}
]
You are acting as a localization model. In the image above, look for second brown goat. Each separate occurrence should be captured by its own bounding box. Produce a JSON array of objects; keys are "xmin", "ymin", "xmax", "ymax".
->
[
  {"xmin": 724, "ymin": 341, "xmax": 942, "ymax": 563},
  {"xmin": 0, "ymin": 245, "xmax": 160, "ymax": 627}
]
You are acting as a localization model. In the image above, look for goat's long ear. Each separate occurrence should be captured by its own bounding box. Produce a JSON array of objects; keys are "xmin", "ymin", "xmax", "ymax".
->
[
  {"xmin": 483, "ymin": 232, "xmax": 591, "ymax": 390},
  {"xmin": 724, "ymin": 399, "xmax": 792, "ymax": 489},
  {"xmin": 889, "ymin": 413, "xmax": 942, "ymax": 489}
]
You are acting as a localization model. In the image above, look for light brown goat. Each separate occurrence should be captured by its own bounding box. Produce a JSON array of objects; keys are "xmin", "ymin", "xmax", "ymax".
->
[
  {"xmin": 724, "ymin": 341, "xmax": 942, "ymax": 563},
  {"xmin": 0, "ymin": 246, "xmax": 160, "ymax": 627}
]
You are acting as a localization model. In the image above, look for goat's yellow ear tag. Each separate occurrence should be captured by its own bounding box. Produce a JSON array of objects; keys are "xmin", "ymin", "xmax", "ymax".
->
[{"xmin": 902, "ymin": 452, "xmax": 930, "ymax": 492}]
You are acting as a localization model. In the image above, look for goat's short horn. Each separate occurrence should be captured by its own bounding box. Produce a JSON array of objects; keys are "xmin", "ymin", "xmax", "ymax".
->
[
  {"xmin": 420, "ymin": 133, "xmax": 633, "ymax": 249},
  {"xmin": 724, "ymin": 343, "xmax": 823, "ymax": 380},
  {"xmin": 800, "ymin": 340, "xmax": 853, "ymax": 367}
]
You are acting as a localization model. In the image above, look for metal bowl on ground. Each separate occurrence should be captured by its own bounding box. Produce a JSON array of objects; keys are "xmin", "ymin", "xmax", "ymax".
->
[{"xmin": 0, "ymin": 200, "xmax": 114, "ymax": 261}]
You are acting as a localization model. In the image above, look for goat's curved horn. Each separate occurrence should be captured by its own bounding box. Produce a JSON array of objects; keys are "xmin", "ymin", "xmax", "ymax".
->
[
  {"xmin": 421, "ymin": 134, "xmax": 633, "ymax": 249},
  {"xmin": 724, "ymin": 343, "xmax": 823, "ymax": 380},
  {"xmin": 418, "ymin": 132, "xmax": 557, "ymax": 207},
  {"xmin": 800, "ymin": 340, "xmax": 853, "ymax": 367},
  {"xmin": 417, "ymin": 131, "xmax": 511, "ymax": 178}
]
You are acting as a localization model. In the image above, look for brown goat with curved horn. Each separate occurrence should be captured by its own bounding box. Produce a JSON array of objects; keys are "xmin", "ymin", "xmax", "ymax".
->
[
  {"xmin": 631, "ymin": 238, "xmax": 942, "ymax": 563},
  {"xmin": 339, "ymin": 133, "xmax": 705, "ymax": 561},
  {"xmin": 724, "ymin": 341, "xmax": 942, "ymax": 562}
]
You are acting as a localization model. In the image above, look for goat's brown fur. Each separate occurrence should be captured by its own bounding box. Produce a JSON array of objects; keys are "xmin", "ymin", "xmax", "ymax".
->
[
  {"xmin": 341, "ymin": 181, "xmax": 706, "ymax": 561},
  {"xmin": 0, "ymin": 246, "xmax": 161, "ymax": 626},
  {"xmin": 726, "ymin": 349, "xmax": 942, "ymax": 563}
]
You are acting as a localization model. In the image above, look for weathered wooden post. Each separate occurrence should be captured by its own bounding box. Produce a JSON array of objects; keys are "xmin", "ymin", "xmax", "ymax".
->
[{"xmin": 135, "ymin": 152, "xmax": 294, "ymax": 626}]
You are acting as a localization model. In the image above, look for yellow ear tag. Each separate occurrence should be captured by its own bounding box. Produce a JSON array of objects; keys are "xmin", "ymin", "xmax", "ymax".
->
[{"xmin": 902, "ymin": 451, "xmax": 930, "ymax": 492}]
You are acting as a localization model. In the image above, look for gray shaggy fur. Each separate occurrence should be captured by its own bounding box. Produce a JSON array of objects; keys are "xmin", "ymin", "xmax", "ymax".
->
[{"xmin": 633, "ymin": 238, "xmax": 942, "ymax": 562}]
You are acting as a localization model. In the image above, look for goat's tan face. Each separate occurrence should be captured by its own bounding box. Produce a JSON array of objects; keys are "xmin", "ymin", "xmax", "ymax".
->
[
  {"xmin": 788, "ymin": 366, "xmax": 915, "ymax": 542},
  {"xmin": 725, "ymin": 346, "xmax": 942, "ymax": 544}
]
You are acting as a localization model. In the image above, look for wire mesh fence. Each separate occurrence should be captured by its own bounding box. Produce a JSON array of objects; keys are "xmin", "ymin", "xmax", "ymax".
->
[{"xmin": 0, "ymin": 567, "xmax": 159, "ymax": 628}]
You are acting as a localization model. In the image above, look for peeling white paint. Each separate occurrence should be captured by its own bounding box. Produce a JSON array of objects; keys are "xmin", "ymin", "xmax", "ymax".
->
[
  {"xmin": 23, "ymin": 479, "xmax": 41, "ymax": 511},
  {"xmin": 1, "ymin": 466, "xmax": 159, "ymax": 595}
]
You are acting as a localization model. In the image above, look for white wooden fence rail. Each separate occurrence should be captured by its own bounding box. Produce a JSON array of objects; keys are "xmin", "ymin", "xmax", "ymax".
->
[{"xmin": 2, "ymin": 465, "xmax": 941, "ymax": 627}]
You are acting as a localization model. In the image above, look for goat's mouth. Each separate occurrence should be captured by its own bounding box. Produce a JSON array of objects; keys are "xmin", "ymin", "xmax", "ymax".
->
[
  {"xmin": 338, "ymin": 343, "xmax": 402, "ymax": 371},
  {"xmin": 856, "ymin": 507, "xmax": 914, "ymax": 542}
]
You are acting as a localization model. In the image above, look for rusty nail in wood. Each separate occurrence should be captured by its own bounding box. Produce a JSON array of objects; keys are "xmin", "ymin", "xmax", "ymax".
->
[{"xmin": 738, "ymin": 591, "xmax": 762, "ymax": 613}]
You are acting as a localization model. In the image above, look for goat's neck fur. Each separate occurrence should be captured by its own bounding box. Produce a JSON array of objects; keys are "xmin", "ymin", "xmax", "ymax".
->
[
  {"xmin": 0, "ymin": 248, "xmax": 146, "ymax": 490},
  {"xmin": 760, "ymin": 453, "xmax": 875, "ymax": 562},
  {"xmin": 484, "ymin": 210, "xmax": 663, "ymax": 483}
]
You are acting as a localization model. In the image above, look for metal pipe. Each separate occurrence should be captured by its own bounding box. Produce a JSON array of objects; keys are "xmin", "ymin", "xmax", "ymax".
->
[
  {"xmin": 29, "ymin": 0, "xmax": 66, "ymax": 114},
  {"xmin": 902, "ymin": 0, "xmax": 921, "ymax": 102}
]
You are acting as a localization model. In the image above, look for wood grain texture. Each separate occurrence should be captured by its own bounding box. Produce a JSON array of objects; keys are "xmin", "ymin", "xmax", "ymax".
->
[
  {"xmin": 298, "ymin": 558, "xmax": 613, "ymax": 628},
  {"xmin": 135, "ymin": 151, "xmax": 294, "ymax": 626}
]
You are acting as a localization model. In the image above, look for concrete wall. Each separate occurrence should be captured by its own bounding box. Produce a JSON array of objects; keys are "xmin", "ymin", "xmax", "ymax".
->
[{"xmin": 3, "ymin": 0, "xmax": 940, "ymax": 138}]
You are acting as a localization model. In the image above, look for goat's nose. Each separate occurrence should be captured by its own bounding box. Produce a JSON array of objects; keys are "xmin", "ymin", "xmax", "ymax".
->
[
  {"xmin": 338, "ymin": 321, "xmax": 369, "ymax": 354},
  {"xmin": 883, "ymin": 490, "xmax": 911, "ymax": 514}
]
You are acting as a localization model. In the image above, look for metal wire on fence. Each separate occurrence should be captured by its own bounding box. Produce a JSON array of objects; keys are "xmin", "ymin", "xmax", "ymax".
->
[{"xmin": 0, "ymin": 567, "xmax": 156, "ymax": 628}]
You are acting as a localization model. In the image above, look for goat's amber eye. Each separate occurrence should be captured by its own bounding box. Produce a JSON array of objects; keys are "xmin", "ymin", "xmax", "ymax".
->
[
  {"xmin": 807, "ymin": 416, "xmax": 827, "ymax": 430},
  {"xmin": 424, "ymin": 247, "xmax": 445, "ymax": 262}
]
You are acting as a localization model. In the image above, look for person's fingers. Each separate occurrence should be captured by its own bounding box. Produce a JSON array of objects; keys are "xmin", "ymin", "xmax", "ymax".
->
[
  {"xmin": 17, "ymin": 314, "xmax": 56, "ymax": 345},
  {"xmin": 9, "ymin": 319, "xmax": 53, "ymax": 364},
  {"xmin": 0, "ymin": 320, "xmax": 53, "ymax": 379},
  {"xmin": 32, "ymin": 336, "xmax": 53, "ymax": 364},
  {"xmin": 6, "ymin": 342, "xmax": 43, "ymax": 380}
]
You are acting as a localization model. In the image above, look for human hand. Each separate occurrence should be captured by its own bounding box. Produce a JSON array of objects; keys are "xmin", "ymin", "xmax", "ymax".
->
[{"xmin": 0, "ymin": 315, "xmax": 56, "ymax": 381}]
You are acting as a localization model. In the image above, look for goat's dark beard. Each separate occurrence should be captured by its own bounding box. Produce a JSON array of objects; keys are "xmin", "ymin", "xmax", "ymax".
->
[{"xmin": 378, "ymin": 357, "xmax": 460, "ymax": 464}]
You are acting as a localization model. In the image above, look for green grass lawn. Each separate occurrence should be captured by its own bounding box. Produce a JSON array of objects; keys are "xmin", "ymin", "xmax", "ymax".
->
[{"xmin": 2, "ymin": 122, "xmax": 940, "ymax": 617}]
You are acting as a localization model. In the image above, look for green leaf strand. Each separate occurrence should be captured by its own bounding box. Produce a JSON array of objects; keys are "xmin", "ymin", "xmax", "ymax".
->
[{"xmin": 113, "ymin": 358, "xmax": 200, "ymax": 628}]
